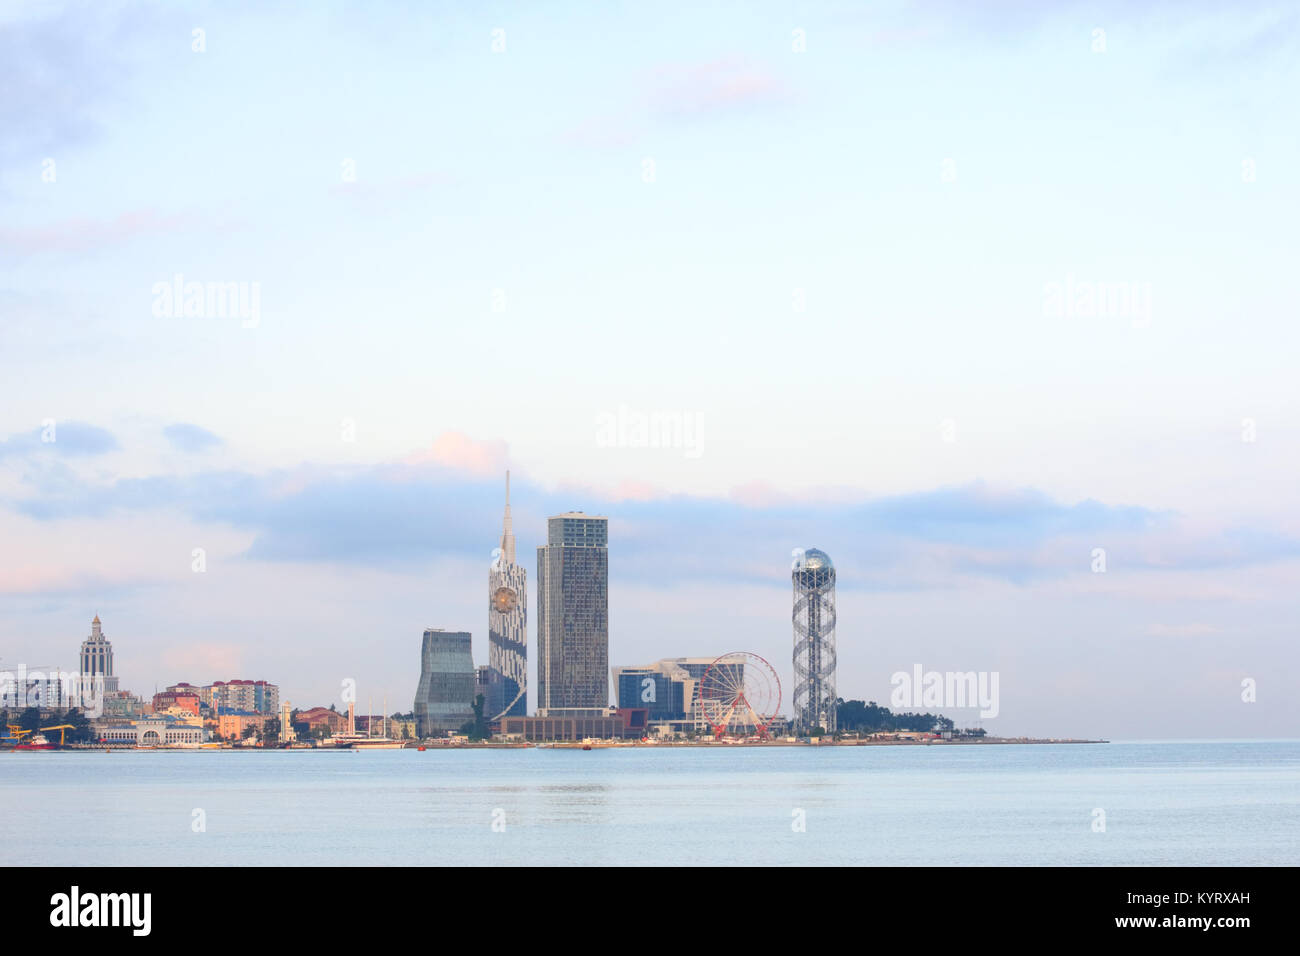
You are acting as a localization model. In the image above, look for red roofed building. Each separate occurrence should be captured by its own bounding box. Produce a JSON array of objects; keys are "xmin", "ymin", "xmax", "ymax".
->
[
  {"xmin": 293, "ymin": 706, "xmax": 346, "ymax": 736},
  {"xmin": 152, "ymin": 689, "xmax": 201, "ymax": 715}
]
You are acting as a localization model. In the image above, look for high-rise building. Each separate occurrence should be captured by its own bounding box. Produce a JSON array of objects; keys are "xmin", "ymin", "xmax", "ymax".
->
[
  {"xmin": 79, "ymin": 614, "xmax": 120, "ymax": 703},
  {"xmin": 536, "ymin": 512, "xmax": 608, "ymax": 716},
  {"xmin": 0, "ymin": 666, "xmax": 68, "ymax": 711},
  {"xmin": 487, "ymin": 471, "xmax": 527, "ymax": 718},
  {"xmin": 207, "ymin": 679, "xmax": 279, "ymax": 715},
  {"xmin": 413, "ymin": 629, "xmax": 475, "ymax": 736},
  {"xmin": 792, "ymin": 548, "xmax": 837, "ymax": 735}
]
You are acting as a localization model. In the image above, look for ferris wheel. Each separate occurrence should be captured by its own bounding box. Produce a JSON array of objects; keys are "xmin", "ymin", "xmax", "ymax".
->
[{"xmin": 697, "ymin": 652, "xmax": 782, "ymax": 739}]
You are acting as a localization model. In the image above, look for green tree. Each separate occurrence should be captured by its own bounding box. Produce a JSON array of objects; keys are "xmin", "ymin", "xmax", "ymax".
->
[
  {"xmin": 835, "ymin": 698, "xmax": 954, "ymax": 734},
  {"xmin": 459, "ymin": 694, "xmax": 490, "ymax": 741},
  {"xmin": 62, "ymin": 707, "xmax": 92, "ymax": 744},
  {"xmin": 18, "ymin": 706, "xmax": 42, "ymax": 732}
]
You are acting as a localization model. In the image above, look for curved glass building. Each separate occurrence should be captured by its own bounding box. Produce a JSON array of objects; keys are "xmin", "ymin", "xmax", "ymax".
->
[{"xmin": 413, "ymin": 629, "xmax": 474, "ymax": 736}]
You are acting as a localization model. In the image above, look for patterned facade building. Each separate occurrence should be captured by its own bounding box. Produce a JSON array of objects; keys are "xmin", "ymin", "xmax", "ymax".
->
[{"xmin": 487, "ymin": 472, "xmax": 527, "ymax": 718}]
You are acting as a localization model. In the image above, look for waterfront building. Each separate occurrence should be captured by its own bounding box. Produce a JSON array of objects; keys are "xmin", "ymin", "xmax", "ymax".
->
[
  {"xmin": 217, "ymin": 711, "xmax": 266, "ymax": 742},
  {"xmin": 413, "ymin": 629, "xmax": 475, "ymax": 736},
  {"xmin": 498, "ymin": 708, "xmax": 647, "ymax": 742},
  {"xmin": 387, "ymin": 715, "xmax": 417, "ymax": 741},
  {"xmin": 95, "ymin": 715, "xmax": 206, "ymax": 747},
  {"xmin": 78, "ymin": 615, "xmax": 120, "ymax": 704},
  {"xmin": 207, "ymin": 679, "xmax": 279, "ymax": 715},
  {"xmin": 292, "ymin": 706, "xmax": 346, "ymax": 736},
  {"xmin": 613, "ymin": 666, "xmax": 684, "ymax": 721},
  {"xmin": 612, "ymin": 657, "xmax": 728, "ymax": 733},
  {"xmin": 487, "ymin": 471, "xmax": 527, "ymax": 718},
  {"xmin": 151, "ymin": 689, "xmax": 201, "ymax": 715},
  {"xmin": 536, "ymin": 513, "xmax": 609, "ymax": 716},
  {"xmin": 101, "ymin": 691, "xmax": 145, "ymax": 719},
  {"xmin": 792, "ymin": 548, "xmax": 837, "ymax": 735}
]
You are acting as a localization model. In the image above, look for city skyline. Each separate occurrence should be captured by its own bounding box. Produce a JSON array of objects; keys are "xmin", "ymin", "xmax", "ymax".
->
[
  {"xmin": 2, "ymin": 458, "xmax": 1296, "ymax": 737},
  {"xmin": 1, "ymin": 2, "xmax": 1297, "ymax": 740}
]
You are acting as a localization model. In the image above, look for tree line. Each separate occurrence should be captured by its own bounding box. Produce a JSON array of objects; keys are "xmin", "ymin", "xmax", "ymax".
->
[{"xmin": 835, "ymin": 699, "xmax": 955, "ymax": 733}]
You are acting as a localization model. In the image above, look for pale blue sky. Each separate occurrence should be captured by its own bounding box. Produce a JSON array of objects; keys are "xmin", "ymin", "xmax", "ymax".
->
[{"xmin": 1, "ymin": 0, "xmax": 1297, "ymax": 736}]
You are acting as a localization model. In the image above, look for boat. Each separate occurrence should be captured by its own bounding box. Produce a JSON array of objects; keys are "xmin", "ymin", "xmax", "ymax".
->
[
  {"xmin": 14, "ymin": 733, "xmax": 58, "ymax": 751},
  {"xmin": 323, "ymin": 731, "xmax": 404, "ymax": 749},
  {"xmin": 327, "ymin": 696, "xmax": 403, "ymax": 749},
  {"xmin": 344, "ymin": 736, "xmax": 404, "ymax": 750}
]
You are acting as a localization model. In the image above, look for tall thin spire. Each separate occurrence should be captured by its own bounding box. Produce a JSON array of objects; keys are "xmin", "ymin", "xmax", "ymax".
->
[{"xmin": 500, "ymin": 470, "xmax": 515, "ymax": 565}]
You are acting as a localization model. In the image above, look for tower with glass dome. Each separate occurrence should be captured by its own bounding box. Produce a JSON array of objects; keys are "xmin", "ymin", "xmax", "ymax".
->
[{"xmin": 792, "ymin": 548, "xmax": 837, "ymax": 735}]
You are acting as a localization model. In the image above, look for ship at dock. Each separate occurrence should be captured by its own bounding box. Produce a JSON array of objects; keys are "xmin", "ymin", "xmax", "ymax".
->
[
  {"xmin": 322, "ymin": 700, "xmax": 404, "ymax": 749},
  {"xmin": 4, "ymin": 722, "xmax": 76, "ymax": 751}
]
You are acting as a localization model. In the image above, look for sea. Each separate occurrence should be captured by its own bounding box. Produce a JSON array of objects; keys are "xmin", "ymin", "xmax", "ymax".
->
[{"xmin": 2, "ymin": 740, "xmax": 1297, "ymax": 866}]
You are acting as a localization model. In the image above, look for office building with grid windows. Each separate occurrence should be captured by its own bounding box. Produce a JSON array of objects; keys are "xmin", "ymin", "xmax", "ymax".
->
[{"xmin": 536, "ymin": 513, "xmax": 608, "ymax": 716}]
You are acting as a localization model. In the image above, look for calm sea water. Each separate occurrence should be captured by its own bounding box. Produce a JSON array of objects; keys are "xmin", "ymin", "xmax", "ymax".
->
[{"xmin": 2, "ymin": 740, "xmax": 1297, "ymax": 866}]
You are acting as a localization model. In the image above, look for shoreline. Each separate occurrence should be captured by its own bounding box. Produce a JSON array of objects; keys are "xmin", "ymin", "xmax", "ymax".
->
[{"xmin": 12, "ymin": 736, "xmax": 1108, "ymax": 753}]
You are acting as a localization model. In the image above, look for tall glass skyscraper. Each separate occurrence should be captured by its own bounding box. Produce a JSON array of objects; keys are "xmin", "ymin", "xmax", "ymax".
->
[
  {"xmin": 487, "ymin": 471, "xmax": 527, "ymax": 718},
  {"xmin": 536, "ymin": 513, "xmax": 608, "ymax": 716},
  {"xmin": 413, "ymin": 629, "xmax": 475, "ymax": 736}
]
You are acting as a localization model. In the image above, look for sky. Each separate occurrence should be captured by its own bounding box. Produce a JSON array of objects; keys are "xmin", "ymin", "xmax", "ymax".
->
[{"xmin": 1, "ymin": 0, "xmax": 1297, "ymax": 739}]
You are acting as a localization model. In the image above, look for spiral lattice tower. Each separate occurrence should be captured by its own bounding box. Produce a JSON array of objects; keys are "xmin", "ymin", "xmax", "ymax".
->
[{"xmin": 792, "ymin": 548, "xmax": 837, "ymax": 735}]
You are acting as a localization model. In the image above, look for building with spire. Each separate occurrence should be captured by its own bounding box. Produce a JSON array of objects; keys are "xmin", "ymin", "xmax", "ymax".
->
[
  {"xmin": 79, "ymin": 614, "xmax": 120, "ymax": 703},
  {"xmin": 487, "ymin": 471, "xmax": 527, "ymax": 718}
]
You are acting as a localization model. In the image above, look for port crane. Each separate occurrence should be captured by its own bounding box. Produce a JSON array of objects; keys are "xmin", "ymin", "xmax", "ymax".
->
[{"xmin": 40, "ymin": 724, "xmax": 75, "ymax": 746}]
